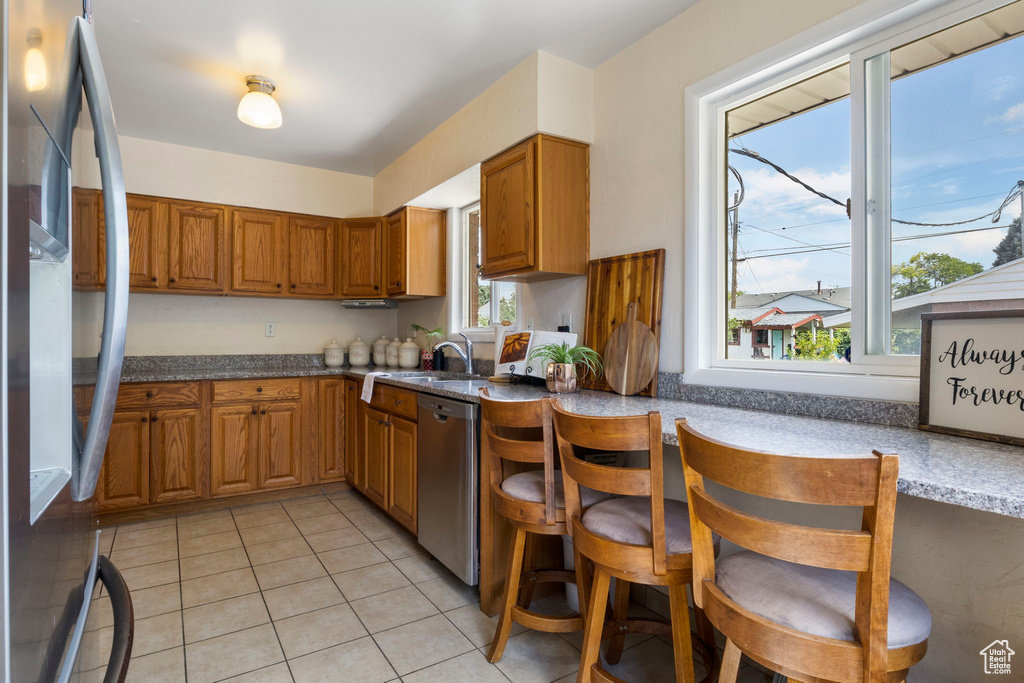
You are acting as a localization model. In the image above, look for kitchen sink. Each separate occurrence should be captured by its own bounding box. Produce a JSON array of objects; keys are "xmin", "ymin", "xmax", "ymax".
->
[{"xmin": 388, "ymin": 372, "xmax": 482, "ymax": 383}]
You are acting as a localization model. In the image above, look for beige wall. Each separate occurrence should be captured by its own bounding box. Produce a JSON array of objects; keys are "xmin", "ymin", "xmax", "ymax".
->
[
  {"xmin": 73, "ymin": 134, "xmax": 384, "ymax": 357},
  {"xmin": 590, "ymin": 0, "xmax": 865, "ymax": 371}
]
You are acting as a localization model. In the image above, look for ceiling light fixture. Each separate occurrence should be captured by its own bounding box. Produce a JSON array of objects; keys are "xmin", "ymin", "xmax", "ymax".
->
[
  {"xmin": 25, "ymin": 29, "xmax": 47, "ymax": 92},
  {"xmin": 237, "ymin": 75, "xmax": 282, "ymax": 129}
]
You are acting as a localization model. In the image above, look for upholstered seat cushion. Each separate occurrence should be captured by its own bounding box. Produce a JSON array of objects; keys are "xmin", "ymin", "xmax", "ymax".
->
[
  {"xmin": 500, "ymin": 470, "xmax": 610, "ymax": 508},
  {"xmin": 580, "ymin": 496, "xmax": 697, "ymax": 554},
  {"xmin": 716, "ymin": 551, "xmax": 931, "ymax": 649}
]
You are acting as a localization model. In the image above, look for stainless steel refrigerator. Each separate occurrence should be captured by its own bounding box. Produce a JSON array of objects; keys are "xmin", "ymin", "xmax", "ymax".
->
[{"xmin": 3, "ymin": 0, "xmax": 131, "ymax": 680}]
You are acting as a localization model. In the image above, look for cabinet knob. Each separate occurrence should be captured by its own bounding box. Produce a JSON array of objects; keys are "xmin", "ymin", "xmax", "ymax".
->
[
  {"xmin": 150, "ymin": 277, "xmax": 157, "ymax": 282},
  {"xmin": 169, "ymin": 278, "xmax": 176, "ymax": 283},
  {"xmin": 141, "ymin": 417, "xmax": 147, "ymax": 423},
  {"xmin": 394, "ymin": 400, "xmax": 403, "ymax": 405},
  {"xmin": 276, "ymin": 283, "xmax": 282, "ymax": 288},
  {"xmin": 290, "ymin": 284, "xmax": 296, "ymax": 289},
  {"xmin": 373, "ymin": 285, "xmax": 379, "ymax": 291},
  {"xmin": 251, "ymin": 408, "xmax": 257, "ymax": 415},
  {"xmin": 256, "ymin": 387, "xmax": 263, "ymax": 393},
  {"xmin": 151, "ymin": 416, "xmax": 158, "ymax": 423},
  {"xmin": 261, "ymin": 409, "xmax": 267, "ymax": 415},
  {"xmin": 146, "ymin": 391, "xmax": 154, "ymax": 398}
]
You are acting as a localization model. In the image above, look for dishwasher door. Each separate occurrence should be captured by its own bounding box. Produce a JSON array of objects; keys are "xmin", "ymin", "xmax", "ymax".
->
[{"xmin": 417, "ymin": 394, "xmax": 478, "ymax": 585}]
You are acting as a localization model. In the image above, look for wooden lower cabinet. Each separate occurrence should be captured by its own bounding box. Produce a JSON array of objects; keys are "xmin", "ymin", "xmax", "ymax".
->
[
  {"xmin": 96, "ymin": 411, "xmax": 150, "ymax": 511},
  {"xmin": 318, "ymin": 379, "xmax": 346, "ymax": 482},
  {"xmin": 362, "ymin": 404, "xmax": 389, "ymax": 508},
  {"xmin": 343, "ymin": 379, "xmax": 362, "ymax": 487},
  {"xmin": 387, "ymin": 416, "xmax": 417, "ymax": 534},
  {"xmin": 259, "ymin": 401, "xmax": 302, "ymax": 489},
  {"xmin": 150, "ymin": 408, "xmax": 204, "ymax": 504},
  {"xmin": 210, "ymin": 404, "xmax": 259, "ymax": 496}
]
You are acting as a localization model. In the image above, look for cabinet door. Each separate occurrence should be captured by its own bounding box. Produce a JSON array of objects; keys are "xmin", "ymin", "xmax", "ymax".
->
[
  {"xmin": 150, "ymin": 407, "xmax": 203, "ymax": 503},
  {"xmin": 96, "ymin": 411, "xmax": 150, "ymax": 511},
  {"xmin": 384, "ymin": 212, "xmax": 406, "ymax": 296},
  {"xmin": 210, "ymin": 404, "xmax": 259, "ymax": 496},
  {"xmin": 126, "ymin": 195, "xmax": 167, "ymax": 289},
  {"xmin": 232, "ymin": 209, "xmax": 287, "ymax": 294},
  {"xmin": 259, "ymin": 401, "xmax": 302, "ymax": 489},
  {"xmin": 317, "ymin": 379, "xmax": 345, "ymax": 482},
  {"xmin": 388, "ymin": 416, "xmax": 417, "ymax": 534},
  {"xmin": 344, "ymin": 380, "xmax": 362, "ymax": 488},
  {"xmin": 340, "ymin": 218, "xmax": 383, "ymax": 297},
  {"xmin": 289, "ymin": 216, "xmax": 336, "ymax": 296},
  {"xmin": 362, "ymin": 405, "xmax": 389, "ymax": 507},
  {"xmin": 72, "ymin": 188, "xmax": 103, "ymax": 288},
  {"xmin": 480, "ymin": 139, "xmax": 535, "ymax": 276},
  {"xmin": 167, "ymin": 202, "xmax": 227, "ymax": 292}
]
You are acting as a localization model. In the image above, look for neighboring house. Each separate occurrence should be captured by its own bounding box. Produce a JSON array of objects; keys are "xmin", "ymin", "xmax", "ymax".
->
[{"xmin": 727, "ymin": 285, "xmax": 849, "ymax": 360}]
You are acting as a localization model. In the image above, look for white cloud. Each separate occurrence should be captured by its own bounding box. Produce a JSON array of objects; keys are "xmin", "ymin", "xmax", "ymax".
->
[
  {"xmin": 989, "ymin": 75, "xmax": 1017, "ymax": 102},
  {"xmin": 738, "ymin": 166, "xmax": 851, "ymax": 222},
  {"xmin": 739, "ymin": 256, "xmax": 847, "ymax": 294},
  {"xmin": 986, "ymin": 101, "xmax": 1024, "ymax": 124}
]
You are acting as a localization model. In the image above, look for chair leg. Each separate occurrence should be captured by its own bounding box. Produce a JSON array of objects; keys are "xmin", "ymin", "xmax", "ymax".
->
[
  {"xmin": 691, "ymin": 585, "xmax": 719, "ymax": 676},
  {"xmin": 668, "ymin": 583, "xmax": 696, "ymax": 683},
  {"xmin": 577, "ymin": 566, "xmax": 610, "ymax": 683},
  {"xmin": 605, "ymin": 578, "xmax": 631, "ymax": 664},
  {"xmin": 573, "ymin": 548, "xmax": 591, "ymax": 621},
  {"xmin": 487, "ymin": 526, "xmax": 528, "ymax": 663},
  {"xmin": 720, "ymin": 639, "xmax": 742, "ymax": 683},
  {"xmin": 518, "ymin": 533, "xmax": 535, "ymax": 608}
]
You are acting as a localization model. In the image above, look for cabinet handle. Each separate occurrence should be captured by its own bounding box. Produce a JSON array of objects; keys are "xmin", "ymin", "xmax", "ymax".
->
[
  {"xmin": 256, "ymin": 387, "xmax": 263, "ymax": 393},
  {"xmin": 141, "ymin": 417, "xmax": 147, "ymax": 423},
  {"xmin": 290, "ymin": 284, "xmax": 296, "ymax": 289},
  {"xmin": 261, "ymin": 410, "xmax": 267, "ymax": 415},
  {"xmin": 394, "ymin": 399, "xmax": 403, "ymax": 405},
  {"xmin": 146, "ymin": 391, "xmax": 153, "ymax": 398},
  {"xmin": 251, "ymin": 408, "xmax": 257, "ymax": 415},
  {"xmin": 276, "ymin": 283, "xmax": 282, "ymax": 288},
  {"xmin": 373, "ymin": 285, "xmax": 379, "ymax": 291},
  {"xmin": 151, "ymin": 416, "xmax": 158, "ymax": 423},
  {"xmin": 150, "ymin": 276, "xmax": 157, "ymax": 282},
  {"xmin": 169, "ymin": 278, "xmax": 176, "ymax": 283}
]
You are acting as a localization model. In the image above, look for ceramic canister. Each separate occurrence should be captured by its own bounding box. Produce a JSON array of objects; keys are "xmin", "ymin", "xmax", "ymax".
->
[
  {"xmin": 348, "ymin": 338, "xmax": 370, "ymax": 367},
  {"xmin": 399, "ymin": 338, "xmax": 420, "ymax": 369},
  {"xmin": 324, "ymin": 339, "xmax": 344, "ymax": 368},
  {"xmin": 386, "ymin": 337, "xmax": 402, "ymax": 367},
  {"xmin": 372, "ymin": 336, "xmax": 390, "ymax": 366}
]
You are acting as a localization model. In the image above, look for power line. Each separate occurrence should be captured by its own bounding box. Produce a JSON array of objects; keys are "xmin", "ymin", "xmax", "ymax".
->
[{"xmin": 744, "ymin": 222, "xmax": 850, "ymax": 257}]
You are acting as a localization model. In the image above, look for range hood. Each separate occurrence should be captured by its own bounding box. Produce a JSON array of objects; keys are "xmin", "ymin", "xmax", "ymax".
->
[{"xmin": 341, "ymin": 299, "xmax": 398, "ymax": 309}]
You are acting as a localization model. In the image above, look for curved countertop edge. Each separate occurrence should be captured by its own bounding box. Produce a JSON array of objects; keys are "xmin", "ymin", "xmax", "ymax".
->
[{"xmin": 84, "ymin": 365, "xmax": 1024, "ymax": 520}]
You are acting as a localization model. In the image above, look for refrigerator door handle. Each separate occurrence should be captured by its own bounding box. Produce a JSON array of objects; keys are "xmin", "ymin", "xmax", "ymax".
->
[
  {"xmin": 96, "ymin": 555, "xmax": 135, "ymax": 682},
  {"xmin": 56, "ymin": 532, "xmax": 100, "ymax": 683},
  {"xmin": 73, "ymin": 15, "xmax": 130, "ymax": 501}
]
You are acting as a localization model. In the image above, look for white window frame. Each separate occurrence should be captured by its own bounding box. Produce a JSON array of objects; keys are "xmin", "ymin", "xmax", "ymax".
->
[
  {"xmin": 684, "ymin": 0, "xmax": 1012, "ymax": 401},
  {"xmin": 449, "ymin": 201, "xmax": 521, "ymax": 342}
]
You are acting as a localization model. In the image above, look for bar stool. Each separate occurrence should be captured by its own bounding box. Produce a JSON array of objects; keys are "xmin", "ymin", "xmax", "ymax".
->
[
  {"xmin": 481, "ymin": 389, "xmax": 611, "ymax": 663},
  {"xmin": 675, "ymin": 419, "xmax": 931, "ymax": 683},
  {"xmin": 551, "ymin": 402, "xmax": 719, "ymax": 683}
]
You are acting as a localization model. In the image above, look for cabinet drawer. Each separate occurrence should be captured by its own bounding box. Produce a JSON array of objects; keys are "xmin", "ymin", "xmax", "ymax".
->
[
  {"xmin": 212, "ymin": 378, "xmax": 301, "ymax": 404},
  {"xmin": 116, "ymin": 382, "xmax": 202, "ymax": 410},
  {"xmin": 372, "ymin": 385, "xmax": 418, "ymax": 421}
]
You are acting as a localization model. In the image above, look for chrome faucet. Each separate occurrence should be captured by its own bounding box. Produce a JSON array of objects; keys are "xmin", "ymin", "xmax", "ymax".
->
[{"xmin": 433, "ymin": 332, "xmax": 474, "ymax": 375}]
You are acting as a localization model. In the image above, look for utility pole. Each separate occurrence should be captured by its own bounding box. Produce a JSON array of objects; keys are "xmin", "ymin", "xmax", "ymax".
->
[
  {"xmin": 1019, "ymin": 180, "xmax": 1023, "ymax": 259},
  {"xmin": 730, "ymin": 190, "xmax": 740, "ymax": 308}
]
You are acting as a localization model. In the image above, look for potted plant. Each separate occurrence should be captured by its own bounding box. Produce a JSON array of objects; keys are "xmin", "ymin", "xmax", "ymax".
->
[
  {"xmin": 527, "ymin": 341, "xmax": 603, "ymax": 393},
  {"xmin": 410, "ymin": 324, "xmax": 446, "ymax": 370}
]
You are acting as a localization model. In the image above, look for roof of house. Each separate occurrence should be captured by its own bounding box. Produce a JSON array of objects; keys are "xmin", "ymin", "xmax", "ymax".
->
[
  {"xmin": 734, "ymin": 286, "xmax": 852, "ymax": 311},
  {"xmin": 752, "ymin": 312, "xmax": 823, "ymax": 328}
]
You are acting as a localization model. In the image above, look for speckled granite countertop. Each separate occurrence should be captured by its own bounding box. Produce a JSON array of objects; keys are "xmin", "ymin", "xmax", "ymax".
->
[{"xmin": 76, "ymin": 357, "xmax": 1024, "ymax": 519}]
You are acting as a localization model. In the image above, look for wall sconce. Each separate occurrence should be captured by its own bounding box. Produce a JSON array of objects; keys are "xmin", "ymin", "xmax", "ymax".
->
[
  {"xmin": 237, "ymin": 75, "xmax": 282, "ymax": 129},
  {"xmin": 25, "ymin": 29, "xmax": 47, "ymax": 92}
]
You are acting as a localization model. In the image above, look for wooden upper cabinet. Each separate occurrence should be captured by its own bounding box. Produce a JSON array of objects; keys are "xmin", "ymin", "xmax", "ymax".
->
[
  {"xmin": 480, "ymin": 134, "xmax": 589, "ymax": 282},
  {"xmin": 385, "ymin": 207, "xmax": 446, "ymax": 298},
  {"xmin": 210, "ymin": 404, "xmax": 259, "ymax": 496},
  {"xmin": 259, "ymin": 400, "xmax": 302, "ymax": 489},
  {"xmin": 96, "ymin": 411, "xmax": 150, "ymax": 511},
  {"xmin": 340, "ymin": 217, "xmax": 383, "ymax": 297},
  {"xmin": 150, "ymin": 407, "xmax": 204, "ymax": 504},
  {"xmin": 126, "ymin": 195, "xmax": 168, "ymax": 289},
  {"xmin": 289, "ymin": 215, "xmax": 336, "ymax": 296},
  {"xmin": 167, "ymin": 201, "xmax": 227, "ymax": 292},
  {"xmin": 232, "ymin": 209, "xmax": 287, "ymax": 294},
  {"xmin": 317, "ymin": 379, "xmax": 345, "ymax": 482},
  {"xmin": 72, "ymin": 188, "xmax": 103, "ymax": 289}
]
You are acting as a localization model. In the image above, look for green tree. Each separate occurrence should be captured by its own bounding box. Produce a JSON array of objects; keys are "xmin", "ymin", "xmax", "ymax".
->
[
  {"xmin": 792, "ymin": 328, "xmax": 850, "ymax": 361},
  {"xmin": 993, "ymin": 217, "xmax": 1022, "ymax": 267},
  {"xmin": 498, "ymin": 294, "xmax": 516, "ymax": 324},
  {"xmin": 891, "ymin": 252, "xmax": 983, "ymax": 299},
  {"xmin": 891, "ymin": 329, "xmax": 922, "ymax": 355},
  {"xmin": 476, "ymin": 283, "xmax": 491, "ymax": 326}
]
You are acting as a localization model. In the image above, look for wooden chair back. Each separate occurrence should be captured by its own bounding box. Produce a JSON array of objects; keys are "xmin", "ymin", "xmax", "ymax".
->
[
  {"xmin": 675, "ymin": 418, "xmax": 903, "ymax": 683},
  {"xmin": 479, "ymin": 388, "xmax": 557, "ymax": 525},
  {"xmin": 551, "ymin": 400, "xmax": 674, "ymax": 575}
]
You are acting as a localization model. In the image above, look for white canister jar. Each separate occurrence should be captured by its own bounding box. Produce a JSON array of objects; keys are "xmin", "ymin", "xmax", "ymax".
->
[
  {"xmin": 348, "ymin": 338, "xmax": 370, "ymax": 367},
  {"xmin": 386, "ymin": 338, "xmax": 402, "ymax": 367},
  {"xmin": 372, "ymin": 336, "xmax": 390, "ymax": 366},
  {"xmin": 399, "ymin": 338, "xmax": 420, "ymax": 369},
  {"xmin": 324, "ymin": 339, "xmax": 344, "ymax": 368}
]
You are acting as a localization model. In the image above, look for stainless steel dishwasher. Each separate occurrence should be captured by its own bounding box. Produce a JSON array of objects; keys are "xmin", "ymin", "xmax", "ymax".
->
[{"xmin": 417, "ymin": 394, "xmax": 479, "ymax": 585}]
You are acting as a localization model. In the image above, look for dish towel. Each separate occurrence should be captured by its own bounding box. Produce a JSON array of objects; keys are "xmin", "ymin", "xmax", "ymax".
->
[{"xmin": 361, "ymin": 372, "xmax": 391, "ymax": 403}]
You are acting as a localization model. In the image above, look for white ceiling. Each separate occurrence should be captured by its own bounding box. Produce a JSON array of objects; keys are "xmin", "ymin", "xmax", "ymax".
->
[{"xmin": 93, "ymin": 0, "xmax": 692, "ymax": 176}]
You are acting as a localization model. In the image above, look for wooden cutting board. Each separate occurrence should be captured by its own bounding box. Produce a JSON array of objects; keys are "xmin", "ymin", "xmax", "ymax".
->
[
  {"xmin": 604, "ymin": 302, "xmax": 659, "ymax": 395},
  {"xmin": 582, "ymin": 249, "xmax": 665, "ymax": 396}
]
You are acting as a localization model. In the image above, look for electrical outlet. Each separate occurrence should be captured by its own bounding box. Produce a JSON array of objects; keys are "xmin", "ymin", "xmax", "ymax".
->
[
  {"xmin": 525, "ymin": 318, "xmax": 534, "ymax": 331},
  {"xmin": 265, "ymin": 322, "xmax": 275, "ymax": 337}
]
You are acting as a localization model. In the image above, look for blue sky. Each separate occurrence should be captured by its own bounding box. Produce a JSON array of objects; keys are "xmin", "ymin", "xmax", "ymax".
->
[{"xmin": 727, "ymin": 32, "xmax": 1024, "ymax": 295}]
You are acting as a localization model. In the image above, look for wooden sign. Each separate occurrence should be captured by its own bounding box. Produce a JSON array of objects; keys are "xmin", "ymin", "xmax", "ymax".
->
[{"xmin": 919, "ymin": 310, "xmax": 1024, "ymax": 446}]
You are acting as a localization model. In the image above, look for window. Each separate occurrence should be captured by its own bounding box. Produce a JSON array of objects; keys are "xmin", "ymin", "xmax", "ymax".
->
[
  {"xmin": 463, "ymin": 203, "xmax": 517, "ymax": 330},
  {"xmin": 728, "ymin": 325, "xmax": 741, "ymax": 345},
  {"xmin": 689, "ymin": 0, "xmax": 1024, "ymax": 397}
]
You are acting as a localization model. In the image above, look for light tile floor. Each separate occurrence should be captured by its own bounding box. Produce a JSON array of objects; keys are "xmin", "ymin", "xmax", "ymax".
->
[{"xmin": 82, "ymin": 488, "xmax": 773, "ymax": 683}]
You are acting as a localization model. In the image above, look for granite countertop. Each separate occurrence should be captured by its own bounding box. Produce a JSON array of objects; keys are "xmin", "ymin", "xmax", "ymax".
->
[{"xmin": 79, "ymin": 359, "xmax": 1024, "ymax": 519}]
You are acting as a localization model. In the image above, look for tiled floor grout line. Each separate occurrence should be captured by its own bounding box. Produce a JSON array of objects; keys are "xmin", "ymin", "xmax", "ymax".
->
[{"xmin": 175, "ymin": 515, "xmax": 189, "ymax": 682}]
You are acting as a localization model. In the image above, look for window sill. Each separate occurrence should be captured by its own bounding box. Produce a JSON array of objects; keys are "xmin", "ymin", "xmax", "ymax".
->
[
  {"xmin": 452, "ymin": 329, "xmax": 499, "ymax": 343},
  {"xmin": 687, "ymin": 365, "xmax": 919, "ymax": 402}
]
